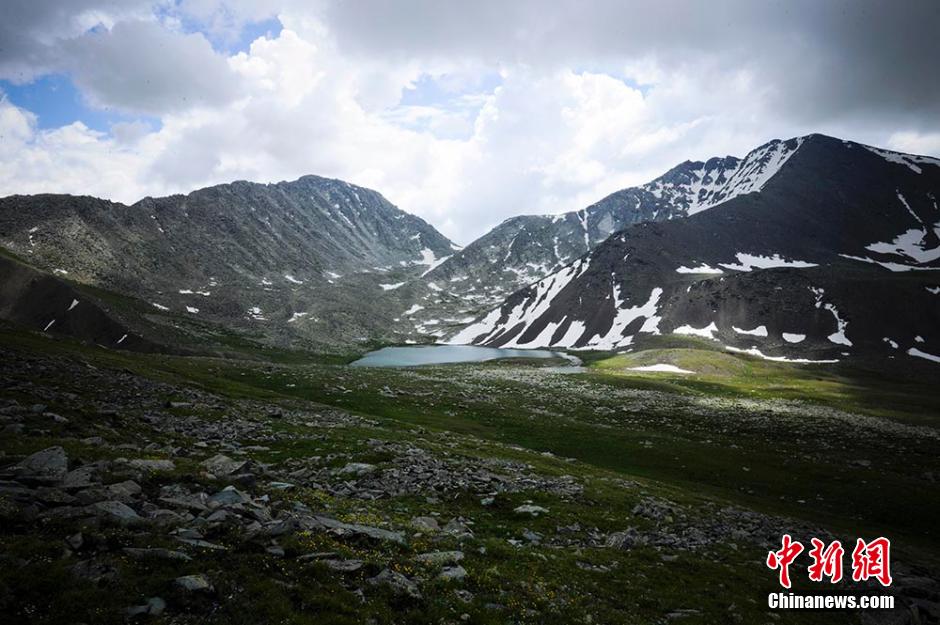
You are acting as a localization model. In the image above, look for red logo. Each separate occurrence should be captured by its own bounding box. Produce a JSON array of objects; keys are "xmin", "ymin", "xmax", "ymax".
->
[
  {"xmin": 766, "ymin": 535, "xmax": 891, "ymax": 588},
  {"xmin": 851, "ymin": 537, "xmax": 892, "ymax": 587},
  {"xmin": 766, "ymin": 534, "xmax": 804, "ymax": 588},
  {"xmin": 808, "ymin": 538, "xmax": 844, "ymax": 583}
]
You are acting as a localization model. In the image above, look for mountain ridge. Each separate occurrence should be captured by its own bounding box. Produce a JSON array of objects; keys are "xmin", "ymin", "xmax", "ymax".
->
[
  {"xmin": 447, "ymin": 134, "xmax": 940, "ymax": 363},
  {"xmin": 0, "ymin": 175, "xmax": 456, "ymax": 349},
  {"xmin": 2, "ymin": 134, "xmax": 939, "ymax": 359}
]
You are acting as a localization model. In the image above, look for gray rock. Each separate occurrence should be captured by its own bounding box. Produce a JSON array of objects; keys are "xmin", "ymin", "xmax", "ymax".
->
[
  {"xmin": 62, "ymin": 466, "xmax": 98, "ymax": 490},
  {"xmin": 606, "ymin": 527, "xmax": 646, "ymax": 550},
  {"xmin": 202, "ymin": 454, "xmax": 248, "ymax": 477},
  {"xmin": 175, "ymin": 537, "xmax": 227, "ymax": 550},
  {"xmin": 514, "ymin": 504, "xmax": 548, "ymax": 516},
  {"xmin": 410, "ymin": 516, "xmax": 440, "ymax": 532},
  {"xmin": 175, "ymin": 574, "xmax": 213, "ymax": 592},
  {"xmin": 15, "ymin": 446, "xmax": 68, "ymax": 483},
  {"xmin": 107, "ymin": 480, "xmax": 142, "ymax": 501},
  {"xmin": 438, "ymin": 565, "xmax": 468, "ymax": 582},
  {"xmin": 71, "ymin": 558, "xmax": 117, "ymax": 584},
  {"xmin": 66, "ymin": 532, "xmax": 84, "ymax": 550},
  {"xmin": 145, "ymin": 597, "xmax": 166, "ymax": 616},
  {"xmin": 336, "ymin": 462, "xmax": 377, "ymax": 476},
  {"xmin": 207, "ymin": 486, "xmax": 247, "ymax": 507},
  {"xmin": 36, "ymin": 487, "xmax": 77, "ymax": 505},
  {"xmin": 312, "ymin": 515, "xmax": 406, "ymax": 544},
  {"xmin": 442, "ymin": 518, "xmax": 473, "ymax": 538},
  {"xmin": 126, "ymin": 459, "xmax": 175, "ymax": 472},
  {"xmin": 91, "ymin": 500, "xmax": 142, "ymax": 524},
  {"xmin": 323, "ymin": 559, "xmax": 364, "ymax": 572},
  {"xmin": 74, "ymin": 487, "xmax": 110, "ymax": 505},
  {"xmin": 123, "ymin": 547, "xmax": 191, "ymax": 561},
  {"xmin": 366, "ymin": 568, "xmax": 422, "ymax": 599},
  {"xmin": 415, "ymin": 550, "xmax": 464, "ymax": 567},
  {"xmin": 126, "ymin": 597, "xmax": 166, "ymax": 617}
]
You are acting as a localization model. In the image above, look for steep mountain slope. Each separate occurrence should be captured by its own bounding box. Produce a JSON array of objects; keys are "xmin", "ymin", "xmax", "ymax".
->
[
  {"xmin": 0, "ymin": 176, "xmax": 456, "ymax": 349},
  {"xmin": 402, "ymin": 139, "xmax": 806, "ymax": 335},
  {"xmin": 0, "ymin": 251, "xmax": 162, "ymax": 352},
  {"xmin": 450, "ymin": 134, "xmax": 940, "ymax": 363}
]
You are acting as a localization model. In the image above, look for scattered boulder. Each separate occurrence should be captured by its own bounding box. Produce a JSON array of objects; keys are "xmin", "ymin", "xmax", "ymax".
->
[
  {"xmin": 415, "ymin": 551, "xmax": 464, "ymax": 567},
  {"xmin": 438, "ymin": 565, "xmax": 468, "ymax": 582},
  {"xmin": 202, "ymin": 454, "xmax": 248, "ymax": 477},
  {"xmin": 14, "ymin": 446, "xmax": 68, "ymax": 483},
  {"xmin": 323, "ymin": 559, "xmax": 364, "ymax": 573},
  {"xmin": 514, "ymin": 504, "xmax": 548, "ymax": 516},
  {"xmin": 175, "ymin": 574, "xmax": 213, "ymax": 593},
  {"xmin": 91, "ymin": 500, "xmax": 143, "ymax": 525},
  {"xmin": 126, "ymin": 459, "xmax": 175, "ymax": 472},
  {"xmin": 336, "ymin": 462, "xmax": 377, "ymax": 476},
  {"xmin": 312, "ymin": 515, "xmax": 406, "ymax": 545},
  {"xmin": 366, "ymin": 569, "xmax": 422, "ymax": 600},
  {"xmin": 207, "ymin": 486, "xmax": 247, "ymax": 508},
  {"xmin": 442, "ymin": 518, "xmax": 473, "ymax": 538},
  {"xmin": 62, "ymin": 466, "xmax": 98, "ymax": 490},
  {"xmin": 70, "ymin": 558, "xmax": 118, "ymax": 584},
  {"xmin": 123, "ymin": 547, "xmax": 192, "ymax": 561},
  {"xmin": 127, "ymin": 597, "xmax": 166, "ymax": 617},
  {"xmin": 66, "ymin": 532, "xmax": 84, "ymax": 550},
  {"xmin": 107, "ymin": 480, "xmax": 142, "ymax": 501},
  {"xmin": 606, "ymin": 527, "xmax": 646, "ymax": 550},
  {"xmin": 410, "ymin": 516, "xmax": 440, "ymax": 532}
]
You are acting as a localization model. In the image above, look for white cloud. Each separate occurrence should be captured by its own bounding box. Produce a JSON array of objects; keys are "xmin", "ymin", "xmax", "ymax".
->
[
  {"xmin": 1, "ymin": 2, "xmax": 939, "ymax": 244},
  {"xmin": 0, "ymin": 98, "xmax": 148, "ymax": 201},
  {"xmin": 0, "ymin": 0, "xmax": 154, "ymax": 82},
  {"xmin": 886, "ymin": 131, "xmax": 940, "ymax": 158},
  {"xmin": 62, "ymin": 20, "xmax": 241, "ymax": 115}
]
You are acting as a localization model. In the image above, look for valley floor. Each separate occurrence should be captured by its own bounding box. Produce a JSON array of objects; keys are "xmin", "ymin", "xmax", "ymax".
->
[{"xmin": 1, "ymin": 327, "xmax": 938, "ymax": 624}]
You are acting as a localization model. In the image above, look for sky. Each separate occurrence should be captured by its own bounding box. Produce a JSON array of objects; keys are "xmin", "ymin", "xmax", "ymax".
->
[{"xmin": 1, "ymin": 1, "xmax": 939, "ymax": 244}]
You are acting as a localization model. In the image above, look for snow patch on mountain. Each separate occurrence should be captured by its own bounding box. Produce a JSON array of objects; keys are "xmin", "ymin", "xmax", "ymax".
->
[
  {"xmin": 580, "ymin": 287, "xmax": 663, "ymax": 350},
  {"xmin": 720, "ymin": 253, "xmax": 818, "ymax": 271},
  {"xmin": 733, "ymin": 325, "xmax": 768, "ymax": 337},
  {"xmin": 811, "ymin": 287, "xmax": 852, "ymax": 346},
  {"xmin": 673, "ymin": 322, "xmax": 719, "ymax": 340},
  {"xmin": 629, "ymin": 364, "xmax": 694, "ymax": 374},
  {"xmin": 676, "ymin": 264, "xmax": 723, "ymax": 274},
  {"xmin": 725, "ymin": 345, "xmax": 839, "ymax": 364},
  {"xmin": 647, "ymin": 137, "xmax": 804, "ymax": 216},
  {"xmin": 865, "ymin": 227, "xmax": 940, "ymax": 264},
  {"xmin": 862, "ymin": 145, "xmax": 940, "ymax": 174},
  {"xmin": 908, "ymin": 347, "xmax": 940, "ymax": 363}
]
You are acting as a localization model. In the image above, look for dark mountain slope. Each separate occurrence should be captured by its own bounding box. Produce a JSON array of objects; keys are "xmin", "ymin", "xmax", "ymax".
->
[
  {"xmin": 450, "ymin": 134, "xmax": 940, "ymax": 364},
  {"xmin": 401, "ymin": 139, "xmax": 806, "ymax": 336},
  {"xmin": 0, "ymin": 253, "xmax": 159, "ymax": 352}
]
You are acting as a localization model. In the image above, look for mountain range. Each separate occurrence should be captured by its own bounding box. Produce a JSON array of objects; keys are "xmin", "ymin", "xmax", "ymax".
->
[
  {"xmin": 1, "ymin": 133, "xmax": 938, "ymax": 365},
  {"xmin": 450, "ymin": 135, "xmax": 940, "ymax": 365}
]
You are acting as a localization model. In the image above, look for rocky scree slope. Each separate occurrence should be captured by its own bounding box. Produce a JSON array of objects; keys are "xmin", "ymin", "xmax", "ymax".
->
[{"xmin": 0, "ymin": 175, "xmax": 456, "ymax": 349}]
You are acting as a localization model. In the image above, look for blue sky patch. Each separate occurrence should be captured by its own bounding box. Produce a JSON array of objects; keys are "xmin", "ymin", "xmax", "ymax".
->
[{"xmin": 1, "ymin": 74, "xmax": 160, "ymax": 134}]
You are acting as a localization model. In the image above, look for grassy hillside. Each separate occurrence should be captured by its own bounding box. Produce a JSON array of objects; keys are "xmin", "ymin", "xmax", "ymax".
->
[{"xmin": 1, "ymin": 326, "xmax": 937, "ymax": 624}]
